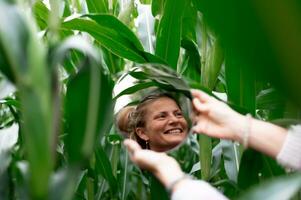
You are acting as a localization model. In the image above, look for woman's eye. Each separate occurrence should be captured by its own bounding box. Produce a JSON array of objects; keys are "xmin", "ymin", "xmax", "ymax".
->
[
  {"xmin": 175, "ymin": 112, "xmax": 183, "ymax": 117},
  {"xmin": 155, "ymin": 113, "xmax": 166, "ymax": 119}
]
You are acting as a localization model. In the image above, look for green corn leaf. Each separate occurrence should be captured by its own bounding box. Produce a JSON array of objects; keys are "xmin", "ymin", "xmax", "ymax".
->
[
  {"xmin": 0, "ymin": 151, "xmax": 11, "ymax": 199},
  {"xmin": 225, "ymin": 50, "xmax": 256, "ymax": 114},
  {"xmin": 194, "ymin": 0, "xmax": 301, "ymax": 105},
  {"xmin": 221, "ymin": 140, "xmax": 240, "ymax": 183},
  {"xmin": 180, "ymin": 39, "xmax": 201, "ymax": 82},
  {"xmin": 257, "ymin": 88, "xmax": 285, "ymax": 110},
  {"xmin": 62, "ymin": 15, "xmax": 167, "ymax": 65},
  {"xmin": 150, "ymin": 175, "xmax": 169, "ymax": 200},
  {"xmin": 198, "ymin": 134, "xmax": 212, "ymax": 180},
  {"xmin": 84, "ymin": 14, "xmax": 144, "ymax": 51},
  {"xmin": 127, "ymin": 64, "xmax": 192, "ymax": 99},
  {"xmin": 151, "ymin": 0, "xmax": 165, "ymax": 17},
  {"xmin": 181, "ymin": 1, "xmax": 197, "ymax": 42},
  {"xmin": 256, "ymin": 88, "xmax": 285, "ymax": 120},
  {"xmin": 0, "ymin": 1, "xmax": 54, "ymax": 198},
  {"xmin": 50, "ymin": 36, "xmax": 101, "ymax": 69},
  {"xmin": 237, "ymin": 149, "xmax": 262, "ymax": 190},
  {"xmin": 101, "ymin": 46, "xmax": 124, "ymax": 75},
  {"xmin": 86, "ymin": 0, "xmax": 109, "ymax": 13},
  {"xmin": 114, "ymin": 81, "xmax": 157, "ymax": 100},
  {"xmin": 198, "ymin": 38, "xmax": 224, "ymax": 182},
  {"xmin": 0, "ymin": 98, "xmax": 20, "ymax": 109},
  {"xmin": 94, "ymin": 145, "xmax": 119, "ymax": 195},
  {"xmin": 54, "ymin": 36, "xmax": 114, "ymax": 164},
  {"xmin": 64, "ymin": 59, "xmax": 114, "ymax": 164},
  {"xmin": 49, "ymin": 167, "xmax": 82, "ymax": 200},
  {"xmin": 155, "ymin": 0, "xmax": 187, "ymax": 69},
  {"xmin": 201, "ymin": 38, "xmax": 224, "ymax": 90},
  {"xmin": 32, "ymin": 1, "xmax": 50, "ymax": 30},
  {"xmin": 191, "ymin": 0, "xmax": 203, "ymax": 13},
  {"xmin": 261, "ymin": 155, "xmax": 285, "ymax": 178},
  {"xmin": 0, "ymin": 1, "xmax": 29, "ymax": 83},
  {"xmin": 62, "ymin": 18, "xmax": 146, "ymax": 62},
  {"xmin": 238, "ymin": 173, "xmax": 301, "ymax": 200},
  {"xmin": 140, "ymin": 0, "xmax": 151, "ymax": 4},
  {"xmin": 140, "ymin": 51, "xmax": 167, "ymax": 65}
]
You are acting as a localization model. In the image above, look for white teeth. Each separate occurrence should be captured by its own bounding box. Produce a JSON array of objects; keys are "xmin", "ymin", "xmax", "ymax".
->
[{"xmin": 166, "ymin": 129, "xmax": 181, "ymax": 134}]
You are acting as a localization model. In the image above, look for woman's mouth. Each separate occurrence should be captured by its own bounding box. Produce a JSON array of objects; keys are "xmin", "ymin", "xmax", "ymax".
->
[{"xmin": 164, "ymin": 128, "xmax": 183, "ymax": 135}]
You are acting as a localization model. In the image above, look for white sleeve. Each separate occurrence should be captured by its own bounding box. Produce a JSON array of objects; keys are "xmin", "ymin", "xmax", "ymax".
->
[
  {"xmin": 171, "ymin": 180, "xmax": 229, "ymax": 200},
  {"xmin": 276, "ymin": 125, "xmax": 301, "ymax": 170}
]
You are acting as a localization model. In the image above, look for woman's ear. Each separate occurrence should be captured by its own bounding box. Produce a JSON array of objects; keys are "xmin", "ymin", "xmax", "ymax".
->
[{"xmin": 136, "ymin": 128, "xmax": 150, "ymax": 141}]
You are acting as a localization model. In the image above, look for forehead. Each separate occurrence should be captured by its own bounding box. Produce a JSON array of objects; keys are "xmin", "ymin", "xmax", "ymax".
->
[{"xmin": 145, "ymin": 97, "xmax": 180, "ymax": 113}]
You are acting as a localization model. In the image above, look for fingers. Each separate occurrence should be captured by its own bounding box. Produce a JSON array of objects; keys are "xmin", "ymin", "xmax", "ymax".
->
[
  {"xmin": 192, "ymin": 117, "xmax": 208, "ymax": 134},
  {"xmin": 192, "ymin": 98, "xmax": 209, "ymax": 113},
  {"xmin": 124, "ymin": 139, "xmax": 141, "ymax": 155},
  {"xmin": 124, "ymin": 139, "xmax": 163, "ymax": 172},
  {"xmin": 191, "ymin": 89, "xmax": 212, "ymax": 103}
]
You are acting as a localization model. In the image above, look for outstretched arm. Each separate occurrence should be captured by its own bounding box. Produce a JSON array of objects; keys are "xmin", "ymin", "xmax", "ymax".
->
[{"xmin": 191, "ymin": 89, "xmax": 287, "ymax": 158}]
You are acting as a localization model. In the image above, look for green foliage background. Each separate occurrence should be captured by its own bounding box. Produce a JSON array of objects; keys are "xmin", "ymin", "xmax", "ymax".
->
[{"xmin": 0, "ymin": 0, "xmax": 301, "ymax": 199}]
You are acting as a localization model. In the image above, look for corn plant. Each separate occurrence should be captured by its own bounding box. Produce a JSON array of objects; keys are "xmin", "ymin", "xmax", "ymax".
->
[{"xmin": 0, "ymin": 0, "xmax": 301, "ymax": 199}]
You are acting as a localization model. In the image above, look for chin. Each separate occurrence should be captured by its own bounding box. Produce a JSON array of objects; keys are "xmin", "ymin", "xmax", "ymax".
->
[{"xmin": 165, "ymin": 137, "xmax": 185, "ymax": 147}]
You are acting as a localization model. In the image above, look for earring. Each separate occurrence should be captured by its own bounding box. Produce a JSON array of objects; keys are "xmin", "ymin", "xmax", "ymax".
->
[{"xmin": 145, "ymin": 140, "xmax": 150, "ymax": 149}]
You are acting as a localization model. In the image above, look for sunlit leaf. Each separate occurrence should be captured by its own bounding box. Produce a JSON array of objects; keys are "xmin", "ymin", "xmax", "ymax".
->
[
  {"xmin": 86, "ymin": 0, "xmax": 109, "ymax": 13},
  {"xmin": 32, "ymin": 1, "xmax": 50, "ymax": 30},
  {"xmin": 85, "ymin": 14, "xmax": 144, "ymax": 51},
  {"xmin": 62, "ymin": 17, "xmax": 147, "ymax": 63}
]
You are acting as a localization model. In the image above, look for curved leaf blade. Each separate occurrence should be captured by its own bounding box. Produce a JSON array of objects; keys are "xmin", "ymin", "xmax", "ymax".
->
[
  {"xmin": 62, "ymin": 18, "xmax": 146, "ymax": 63},
  {"xmin": 65, "ymin": 61, "xmax": 114, "ymax": 164},
  {"xmin": 85, "ymin": 14, "xmax": 144, "ymax": 51}
]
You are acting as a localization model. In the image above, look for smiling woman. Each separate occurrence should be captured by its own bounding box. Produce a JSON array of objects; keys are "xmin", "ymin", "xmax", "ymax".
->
[{"xmin": 116, "ymin": 93, "xmax": 189, "ymax": 152}]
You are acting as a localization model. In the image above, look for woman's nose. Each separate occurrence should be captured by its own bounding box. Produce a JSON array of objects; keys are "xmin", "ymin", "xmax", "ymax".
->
[{"xmin": 168, "ymin": 115, "xmax": 179, "ymax": 124}]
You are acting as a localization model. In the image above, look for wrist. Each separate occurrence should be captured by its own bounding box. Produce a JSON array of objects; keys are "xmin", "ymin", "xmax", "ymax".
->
[
  {"xmin": 231, "ymin": 113, "xmax": 254, "ymax": 148},
  {"xmin": 166, "ymin": 174, "xmax": 192, "ymax": 194},
  {"xmin": 229, "ymin": 112, "xmax": 247, "ymax": 142},
  {"xmin": 154, "ymin": 159, "xmax": 184, "ymax": 188}
]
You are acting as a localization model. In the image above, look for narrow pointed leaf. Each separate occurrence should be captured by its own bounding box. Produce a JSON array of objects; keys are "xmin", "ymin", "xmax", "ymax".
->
[
  {"xmin": 114, "ymin": 81, "xmax": 157, "ymax": 99},
  {"xmin": 94, "ymin": 145, "xmax": 119, "ymax": 194},
  {"xmin": 155, "ymin": 0, "xmax": 186, "ymax": 69}
]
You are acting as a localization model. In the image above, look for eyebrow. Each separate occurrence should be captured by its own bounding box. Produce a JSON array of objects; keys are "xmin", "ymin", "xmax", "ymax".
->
[{"xmin": 154, "ymin": 109, "xmax": 182, "ymax": 116}]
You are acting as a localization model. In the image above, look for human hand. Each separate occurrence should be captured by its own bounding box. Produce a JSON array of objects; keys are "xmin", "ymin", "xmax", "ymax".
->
[
  {"xmin": 191, "ymin": 89, "xmax": 245, "ymax": 142},
  {"xmin": 124, "ymin": 139, "xmax": 184, "ymax": 188}
]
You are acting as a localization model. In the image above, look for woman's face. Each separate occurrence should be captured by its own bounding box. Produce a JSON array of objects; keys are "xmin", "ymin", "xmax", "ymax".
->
[{"xmin": 136, "ymin": 97, "xmax": 188, "ymax": 152}]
